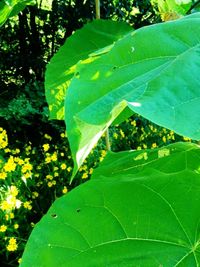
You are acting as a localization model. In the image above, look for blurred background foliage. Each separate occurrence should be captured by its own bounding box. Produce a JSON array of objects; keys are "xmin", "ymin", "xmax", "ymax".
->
[{"xmin": 0, "ymin": 0, "xmax": 159, "ymax": 145}]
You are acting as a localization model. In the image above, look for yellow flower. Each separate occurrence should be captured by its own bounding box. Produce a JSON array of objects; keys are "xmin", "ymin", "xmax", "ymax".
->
[
  {"xmin": 1, "ymin": 200, "xmax": 12, "ymax": 211},
  {"xmin": 54, "ymin": 172, "xmax": 59, "ymax": 177},
  {"xmin": 113, "ymin": 132, "xmax": 118, "ymax": 139},
  {"xmin": 62, "ymin": 186, "xmax": 68, "ymax": 194},
  {"xmin": 10, "ymin": 212, "xmax": 15, "ymax": 219},
  {"xmin": 101, "ymin": 150, "xmax": 107, "ymax": 157},
  {"xmin": 151, "ymin": 143, "xmax": 157, "ymax": 149},
  {"xmin": 61, "ymin": 163, "xmax": 67, "ymax": 170},
  {"xmin": 51, "ymin": 152, "xmax": 57, "ymax": 161},
  {"xmin": 89, "ymin": 168, "xmax": 93, "ymax": 174},
  {"xmin": 99, "ymin": 157, "xmax": 104, "ymax": 162},
  {"xmin": 22, "ymin": 172, "xmax": 32, "ymax": 179},
  {"xmin": 45, "ymin": 156, "xmax": 51, "ymax": 163},
  {"xmin": 21, "ymin": 163, "xmax": 33, "ymax": 173},
  {"xmin": 0, "ymin": 128, "xmax": 8, "ymax": 149},
  {"xmin": 183, "ymin": 136, "xmax": 191, "ymax": 141},
  {"xmin": 43, "ymin": 144, "xmax": 50, "ymax": 152},
  {"xmin": 4, "ymin": 156, "xmax": 16, "ymax": 172},
  {"xmin": 162, "ymin": 136, "xmax": 167, "ymax": 143},
  {"xmin": 0, "ymin": 225, "xmax": 7, "ymax": 232},
  {"xmin": 82, "ymin": 173, "xmax": 88, "ymax": 179},
  {"xmin": 32, "ymin": 192, "xmax": 39, "ymax": 199},
  {"xmin": 23, "ymin": 201, "xmax": 32, "ymax": 210},
  {"xmin": 17, "ymin": 158, "xmax": 24, "ymax": 165},
  {"xmin": 82, "ymin": 165, "xmax": 87, "ymax": 171},
  {"xmin": 46, "ymin": 174, "xmax": 53, "ymax": 180},
  {"xmin": 0, "ymin": 172, "xmax": 7, "ymax": 180},
  {"xmin": 47, "ymin": 181, "xmax": 53, "ymax": 187},
  {"xmin": 6, "ymin": 237, "xmax": 18, "ymax": 252},
  {"xmin": 14, "ymin": 223, "xmax": 19, "ymax": 229},
  {"xmin": 131, "ymin": 120, "xmax": 137, "ymax": 127},
  {"xmin": 1, "ymin": 195, "xmax": 21, "ymax": 211},
  {"xmin": 9, "ymin": 186, "xmax": 18, "ymax": 197},
  {"xmin": 67, "ymin": 167, "xmax": 72, "ymax": 172},
  {"xmin": 60, "ymin": 133, "xmax": 65, "ymax": 138},
  {"xmin": 12, "ymin": 148, "xmax": 20, "ymax": 154},
  {"xmin": 142, "ymin": 144, "xmax": 147, "ymax": 149},
  {"xmin": 119, "ymin": 129, "xmax": 125, "ymax": 138}
]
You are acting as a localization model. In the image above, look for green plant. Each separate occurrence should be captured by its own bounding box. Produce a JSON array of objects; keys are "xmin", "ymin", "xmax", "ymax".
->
[
  {"xmin": 1, "ymin": 1, "xmax": 200, "ymax": 266},
  {"xmin": 19, "ymin": 12, "xmax": 200, "ymax": 266},
  {"xmin": 0, "ymin": 0, "xmax": 35, "ymax": 27}
]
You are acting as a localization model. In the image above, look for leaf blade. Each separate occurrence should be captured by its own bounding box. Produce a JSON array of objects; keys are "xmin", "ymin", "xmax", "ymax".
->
[
  {"xmin": 45, "ymin": 19, "xmax": 133, "ymax": 119},
  {"xmin": 66, "ymin": 14, "xmax": 200, "ymax": 175},
  {"xmin": 20, "ymin": 142, "xmax": 200, "ymax": 266}
]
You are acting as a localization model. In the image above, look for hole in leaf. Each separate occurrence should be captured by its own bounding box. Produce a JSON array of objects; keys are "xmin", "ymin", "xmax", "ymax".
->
[
  {"xmin": 51, "ymin": 214, "xmax": 57, "ymax": 218},
  {"xmin": 75, "ymin": 72, "xmax": 80, "ymax": 78},
  {"xmin": 76, "ymin": 209, "xmax": 81, "ymax": 213}
]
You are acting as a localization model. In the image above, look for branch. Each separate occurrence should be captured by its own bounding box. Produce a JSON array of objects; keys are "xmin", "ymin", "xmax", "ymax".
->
[{"xmin": 95, "ymin": 0, "xmax": 100, "ymax": 19}]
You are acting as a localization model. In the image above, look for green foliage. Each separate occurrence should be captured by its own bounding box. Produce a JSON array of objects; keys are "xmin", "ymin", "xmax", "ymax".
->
[
  {"xmin": 64, "ymin": 13, "xmax": 200, "ymax": 176},
  {"xmin": 45, "ymin": 19, "xmax": 133, "ymax": 120},
  {"xmin": 1, "ymin": 1, "xmax": 200, "ymax": 266},
  {"xmin": 0, "ymin": 0, "xmax": 35, "ymax": 27},
  {"xmin": 19, "ymin": 10, "xmax": 200, "ymax": 266},
  {"xmin": 0, "ymin": 94, "xmax": 39, "ymax": 123},
  {"xmin": 151, "ymin": 0, "xmax": 200, "ymax": 21},
  {"xmin": 20, "ymin": 142, "xmax": 200, "ymax": 266},
  {"xmin": 0, "ymin": 0, "xmax": 156, "ymax": 148},
  {"xmin": 151, "ymin": 0, "xmax": 192, "ymax": 19}
]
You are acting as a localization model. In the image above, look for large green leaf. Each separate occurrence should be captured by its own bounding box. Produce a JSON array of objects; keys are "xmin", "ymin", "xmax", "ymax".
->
[
  {"xmin": 65, "ymin": 13, "xmax": 200, "ymax": 176},
  {"xmin": 0, "ymin": 0, "xmax": 35, "ymax": 27},
  {"xmin": 20, "ymin": 142, "xmax": 200, "ymax": 266},
  {"xmin": 45, "ymin": 19, "xmax": 133, "ymax": 119}
]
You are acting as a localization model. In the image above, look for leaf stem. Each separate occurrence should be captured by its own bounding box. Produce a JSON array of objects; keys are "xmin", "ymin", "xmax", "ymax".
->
[
  {"xmin": 105, "ymin": 129, "xmax": 111, "ymax": 151},
  {"xmin": 95, "ymin": 0, "xmax": 100, "ymax": 19},
  {"xmin": 95, "ymin": 0, "xmax": 111, "ymax": 151}
]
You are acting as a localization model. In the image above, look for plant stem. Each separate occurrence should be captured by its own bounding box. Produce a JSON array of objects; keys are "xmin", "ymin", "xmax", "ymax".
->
[
  {"xmin": 95, "ymin": 0, "xmax": 100, "ymax": 19},
  {"xmin": 105, "ymin": 129, "xmax": 111, "ymax": 151},
  {"xmin": 94, "ymin": 0, "xmax": 111, "ymax": 151}
]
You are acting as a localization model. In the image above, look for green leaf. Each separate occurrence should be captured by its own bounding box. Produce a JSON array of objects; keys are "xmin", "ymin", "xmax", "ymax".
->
[
  {"xmin": 0, "ymin": 0, "xmax": 35, "ymax": 27},
  {"xmin": 151, "ymin": 0, "xmax": 192, "ymax": 19},
  {"xmin": 66, "ymin": 13, "xmax": 200, "ymax": 176},
  {"xmin": 45, "ymin": 19, "xmax": 133, "ymax": 119},
  {"xmin": 20, "ymin": 142, "xmax": 200, "ymax": 266}
]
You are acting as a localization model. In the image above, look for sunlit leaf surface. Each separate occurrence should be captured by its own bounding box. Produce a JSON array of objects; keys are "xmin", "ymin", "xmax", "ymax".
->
[
  {"xmin": 45, "ymin": 20, "xmax": 132, "ymax": 119},
  {"xmin": 65, "ymin": 13, "xmax": 200, "ymax": 176},
  {"xmin": 20, "ymin": 142, "xmax": 200, "ymax": 266},
  {"xmin": 0, "ymin": 0, "xmax": 35, "ymax": 27}
]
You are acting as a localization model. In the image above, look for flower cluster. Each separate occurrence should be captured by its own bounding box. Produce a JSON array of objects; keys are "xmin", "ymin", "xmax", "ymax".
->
[
  {"xmin": 110, "ymin": 116, "xmax": 191, "ymax": 152},
  {"xmin": 0, "ymin": 128, "xmax": 104, "ymax": 265}
]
